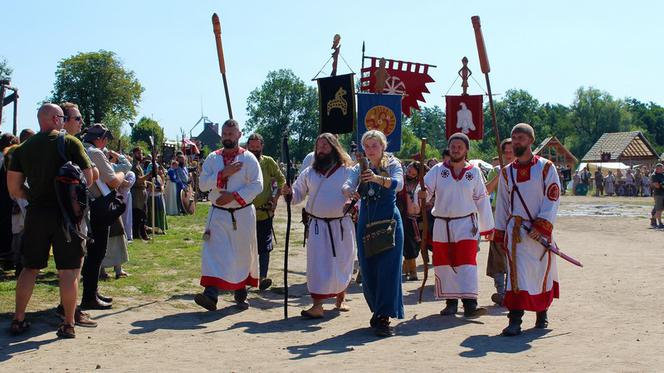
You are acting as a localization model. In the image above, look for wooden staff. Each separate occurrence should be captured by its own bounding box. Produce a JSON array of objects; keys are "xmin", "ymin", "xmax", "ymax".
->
[
  {"xmin": 212, "ymin": 13, "xmax": 233, "ymax": 119},
  {"xmin": 471, "ymin": 16, "xmax": 503, "ymax": 167},
  {"xmin": 417, "ymin": 138, "xmax": 430, "ymax": 303}
]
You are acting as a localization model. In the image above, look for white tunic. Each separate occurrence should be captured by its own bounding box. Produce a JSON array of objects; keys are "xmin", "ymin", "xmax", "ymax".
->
[
  {"xmin": 292, "ymin": 164, "xmax": 357, "ymax": 299},
  {"xmin": 494, "ymin": 156, "xmax": 561, "ymax": 311},
  {"xmin": 418, "ymin": 161, "xmax": 494, "ymax": 299},
  {"xmin": 198, "ymin": 148, "xmax": 263, "ymax": 290}
]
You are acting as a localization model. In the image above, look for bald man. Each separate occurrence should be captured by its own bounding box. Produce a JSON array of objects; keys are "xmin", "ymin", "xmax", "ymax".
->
[{"xmin": 7, "ymin": 103, "xmax": 94, "ymax": 338}]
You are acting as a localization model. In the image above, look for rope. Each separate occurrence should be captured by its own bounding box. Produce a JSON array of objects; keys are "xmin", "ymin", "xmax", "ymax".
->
[
  {"xmin": 311, "ymin": 56, "xmax": 333, "ymax": 80},
  {"xmin": 443, "ymin": 75, "xmax": 460, "ymax": 96},
  {"xmin": 470, "ymin": 74, "xmax": 489, "ymax": 95},
  {"xmin": 339, "ymin": 53, "xmax": 356, "ymax": 74}
]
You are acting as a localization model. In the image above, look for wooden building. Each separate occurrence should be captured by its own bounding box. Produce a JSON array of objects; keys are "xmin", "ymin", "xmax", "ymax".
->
[
  {"xmin": 581, "ymin": 131, "xmax": 660, "ymax": 168},
  {"xmin": 533, "ymin": 136, "xmax": 578, "ymax": 168}
]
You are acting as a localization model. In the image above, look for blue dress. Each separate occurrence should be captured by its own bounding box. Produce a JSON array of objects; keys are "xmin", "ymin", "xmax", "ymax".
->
[{"xmin": 345, "ymin": 156, "xmax": 404, "ymax": 319}]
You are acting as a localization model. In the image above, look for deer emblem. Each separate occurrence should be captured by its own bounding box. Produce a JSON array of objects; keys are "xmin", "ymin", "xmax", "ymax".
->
[{"xmin": 327, "ymin": 87, "xmax": 348, "ymax": 116}]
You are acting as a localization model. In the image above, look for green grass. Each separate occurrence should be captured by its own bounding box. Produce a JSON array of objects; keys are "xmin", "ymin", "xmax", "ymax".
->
[{"xmin": 0, "ymin": 200, "xmax": 308, "ymax": 314}]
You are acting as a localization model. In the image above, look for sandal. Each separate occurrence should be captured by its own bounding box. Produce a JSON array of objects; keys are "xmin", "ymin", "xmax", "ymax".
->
[
  {"xmin": 56, "ymin": 323, "xmax": 76, "ymax": 339},
  {"xmin": 300, "ymin": 309, "xmax": 324, "ymax": 319},
  {"xmin": 9, "ymin": 319, "xmax": 30, "ymax": 336}
]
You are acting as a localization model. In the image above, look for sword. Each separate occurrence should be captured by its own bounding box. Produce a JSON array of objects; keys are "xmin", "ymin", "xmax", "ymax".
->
[{"xmin": 521, "ymin": 226, "xmax": 583, "ymax": 267}]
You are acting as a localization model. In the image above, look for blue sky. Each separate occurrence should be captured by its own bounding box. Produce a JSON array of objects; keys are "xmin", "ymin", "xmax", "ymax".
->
[{"xmin": 2, "ymin": 0, "xmax": 662, "ymax": 139}]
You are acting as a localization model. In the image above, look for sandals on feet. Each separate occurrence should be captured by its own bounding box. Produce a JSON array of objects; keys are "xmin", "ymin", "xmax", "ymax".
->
[
  {"xmin": 56, "ymin": 323, "xmax": 75, "ymax": 339},
  {"xmin": 9, "ymin": 319, "xmax": 30, "ymax": 336}
]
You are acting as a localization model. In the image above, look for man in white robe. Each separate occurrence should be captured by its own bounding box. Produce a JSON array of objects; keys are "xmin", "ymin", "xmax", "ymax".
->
[
  {"xmin": 194, "ymin": 119, "xmax": 263, "ymax": 311},
  {"xmin": 494, "ymin": 123, "xmax": 561, "ymax": 336},
  {"xmin": 418, "ymin": 132, "xmax": 494, "ymax": 318},
  {"xmin": 283, "ymin": 133, "xmax": 356, "ymax": 319}
]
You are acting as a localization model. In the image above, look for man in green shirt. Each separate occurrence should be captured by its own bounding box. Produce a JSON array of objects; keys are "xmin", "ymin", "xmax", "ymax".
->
[
  {"xmin": 7, "ymin": 103, "xmax": 93, "ymax": 338},
  {"xmin": 484, "ymin": 138, "xmax": 514, "ymax": 306},
  {"xmin": 247, "ymin": 133, "xmax": 285, "ymax": 290}
]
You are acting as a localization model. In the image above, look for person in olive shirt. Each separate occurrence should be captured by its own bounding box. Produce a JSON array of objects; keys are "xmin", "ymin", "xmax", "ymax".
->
[
  {"xmin": 7, "ymin": 103, "xmax": 93, "ymax": 338},
  {"xmin": 651, "ymin": 163, "xmax": 664, "ymax": 228},
  {"xmin": 131, "ymin": 147, "xmax": 150, "ymax": 240},
  {"xmin": 247, "ymin": 133, "xmax": 285, "ymax": 290}
]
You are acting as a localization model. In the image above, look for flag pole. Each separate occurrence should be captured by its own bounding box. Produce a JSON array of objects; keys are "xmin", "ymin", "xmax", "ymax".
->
[
  {"xmin": 471, "ymin": 16, "xmax": 504, "ymax": 167},
  {"xmin": 212, "ymin": 13, "xmax": 233, "ymax": 119}
]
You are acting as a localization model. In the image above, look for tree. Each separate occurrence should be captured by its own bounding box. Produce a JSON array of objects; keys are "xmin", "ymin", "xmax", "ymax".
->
[
  {"xmin": 568, "ymin": 87, "xmax": 631, "ymax": 157},
  {"xmin": 245, "ymin": 69, "xmax": 319, "ymax": 162},
  {"xmin": 625, "ymin": 98, "xmax": 664, "ymax": 154},
  {"xmin": 0, "ymin": 57, "xmax": 12, "ymax": 80},
  {"xmin": 131, "ymin": 117, "xmax": 164, "ymax": 152},
  {"xmin": 394, "ymin": 126, "xmax": 440, "ymax": 161},
  {"xmin": 51, "ymin": 50, "xmax": 144, "ymax": 127},
  {"xmin": 103, "ymin": 112, "xmax": 132, "ymax": 152},
  {"xmin": 406, "ymin": 106, "xmax": 446, "ymax": 152}
]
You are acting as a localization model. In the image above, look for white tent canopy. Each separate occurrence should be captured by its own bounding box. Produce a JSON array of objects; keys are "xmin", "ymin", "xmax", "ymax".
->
[{"xmin": 577, "ymin": 162, "xmax": 631, "ymax": 173}]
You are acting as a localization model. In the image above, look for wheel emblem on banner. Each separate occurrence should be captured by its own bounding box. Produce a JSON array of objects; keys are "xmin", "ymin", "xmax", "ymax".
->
[
  {"xmin": 382, "ymin": 75, "xmax": 406, "ymax": 95},
  {"xmin": 365, "ymin": 105, "xmax": 397, "ymax": 135}
]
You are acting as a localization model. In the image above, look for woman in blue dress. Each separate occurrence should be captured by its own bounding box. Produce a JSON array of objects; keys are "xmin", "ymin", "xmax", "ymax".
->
[{"xmin": 343, "ymin": 130, "xmax": 404, "ymax": 337}]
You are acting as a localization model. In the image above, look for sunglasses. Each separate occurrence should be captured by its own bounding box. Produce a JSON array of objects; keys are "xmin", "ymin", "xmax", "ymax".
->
[{"xmin": 65, "ymin": 116, "xmax": 83, "ymax": 122}]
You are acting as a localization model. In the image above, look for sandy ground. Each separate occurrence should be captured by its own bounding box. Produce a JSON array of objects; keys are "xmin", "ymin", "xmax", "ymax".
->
[{"xmin": 1, "ymin": 196, "xmax": 662, "ymax": 372}]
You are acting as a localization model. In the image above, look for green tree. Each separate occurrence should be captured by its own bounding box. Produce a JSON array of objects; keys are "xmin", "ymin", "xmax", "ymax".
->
[
  {"xmin": 103, "ymin": 112, "xmax": 132, "ymax": 152},
  {"xmin": 625, "ymin": 98, "xmax": 664, "ymax": 154},
  {"xmin": 407, "ymin": 106, "xmax": 446, "ymax": 152},
  {"xmin": 245, "ymin": 69, "xmax": 319, "ymax": 162},
  {"xmin": 51, "ymin": 50, "xmax": 144, "ymax": 126},
  {"xmin": 394, "ymin": 126, "xmax": 440, "ymax": 161},
  {"xmin": 0, "ymin": 57, "xmax": 12, "ymax": 80},
  {"xmin": 568, "ymin": 87, "xmax": 631, "ymax": 157},
  {"xmin": 131, "ymin": 117, "xmax": 164, "ymax": 152}
]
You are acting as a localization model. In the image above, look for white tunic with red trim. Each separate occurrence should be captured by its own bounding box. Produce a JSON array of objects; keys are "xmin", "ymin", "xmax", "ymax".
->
[
  {"xmin": 291, "ymin": 164, "xmax": 356, "ymax": 299},
  {"xmin": 418, "ymin": 161, "xmax": 494, "ymax": 300},
  {"xmin": 494, "ymin": 155, "xmax": 561, "ymax": 312},
  {"xmin": 198, "ymin": 147, "xmax": 263, "ymax": 290}
]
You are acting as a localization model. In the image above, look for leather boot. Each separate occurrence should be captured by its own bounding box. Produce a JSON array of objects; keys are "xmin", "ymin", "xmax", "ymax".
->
[
  {"xmin": 462, "ymin": 298, "xmax": 487, "ymax": 318},
  {"xmin": 440, "ymin": 299, "xmax": 458, "ymax": 316},
  {"xmin": 535, "ymin": 310, "xmax": 549, "ymax": 329},
  {"xmin": 502, "ymin": 310, "xmax": 524, "ymax": 336}
]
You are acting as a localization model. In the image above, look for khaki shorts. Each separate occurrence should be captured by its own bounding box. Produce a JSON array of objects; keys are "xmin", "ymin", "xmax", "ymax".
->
[
  {"xmin": 655, "ymin": 195, "xmax": 664, "ymax": 212},
  {"xmin": 21, "ymin": 208, "xmax": 86, "ymax": 270}
]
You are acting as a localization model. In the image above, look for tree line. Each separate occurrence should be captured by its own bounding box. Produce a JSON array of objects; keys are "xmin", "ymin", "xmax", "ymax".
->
[{"xmin": 2, "ymin": 53, "xmax": 662, "ymax": 164}]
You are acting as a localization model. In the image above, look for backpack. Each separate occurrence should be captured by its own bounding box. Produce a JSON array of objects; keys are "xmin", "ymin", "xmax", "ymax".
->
[{"xmin": 54, "ymin": 132, "xmax": 92, "ymax": 243}]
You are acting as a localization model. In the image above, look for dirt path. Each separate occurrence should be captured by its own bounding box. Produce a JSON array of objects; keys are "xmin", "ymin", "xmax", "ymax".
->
[{"xmin": 1, "ymin": 198, "xmax": 662, "ymax": 372}]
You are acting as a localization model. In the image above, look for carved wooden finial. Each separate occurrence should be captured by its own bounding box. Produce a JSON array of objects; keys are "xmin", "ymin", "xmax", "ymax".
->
[
  {"xmin": 374, "ymin": 58, "xmax": 388, "ymax": 93},
  {"xmin": 458, "ymin": 56, "xmax": 472, "ymax": 95}
]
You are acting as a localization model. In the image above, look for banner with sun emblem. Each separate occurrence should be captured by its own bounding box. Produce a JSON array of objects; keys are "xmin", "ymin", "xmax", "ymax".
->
[
  {"xmin": 317, "ymin": 73, "xmax": 355, "ymax": 134},
  {"xmin": 357, "ymin": 92, "xmax": 402, "ymax": 152}
]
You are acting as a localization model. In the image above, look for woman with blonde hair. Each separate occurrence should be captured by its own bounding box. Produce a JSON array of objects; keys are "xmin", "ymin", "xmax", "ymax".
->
[{"xmin": 343, "ymin": 130, "xmax": 404, "ymax": 337}]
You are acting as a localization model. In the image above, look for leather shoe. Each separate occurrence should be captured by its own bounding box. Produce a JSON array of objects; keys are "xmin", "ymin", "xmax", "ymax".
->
[
  {"xmin": 96, "ymin": 293, "xmax": 113, "ymax": 303},
  {"xmin": 80, "ymin": 299, "xmax": 112, "ymax": 310}
]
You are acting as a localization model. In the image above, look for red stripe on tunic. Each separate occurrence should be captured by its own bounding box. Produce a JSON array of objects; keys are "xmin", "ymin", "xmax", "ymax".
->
[
  {"xmin": 503, "ymin": 281, "xmax": 559, "ymax": 312},
  {"xmin": 432, "ymin": 240, "xmax": 478, "ymax": 267},
  {"xmin": 200, "ymin": 274, "xmax": 259, "ymax": 290},
  {"xmin": 310, "ymin": 292, "xmax": 341, "ymax": 300}
]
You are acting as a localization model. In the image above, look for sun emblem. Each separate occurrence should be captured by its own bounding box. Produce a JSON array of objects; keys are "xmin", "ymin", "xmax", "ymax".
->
[{"xmin": 365, "ymin": 105, "xmax": 397, "ymax": 135}]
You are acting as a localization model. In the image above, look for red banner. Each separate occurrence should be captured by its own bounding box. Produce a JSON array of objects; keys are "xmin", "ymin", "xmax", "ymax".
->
[
  {"xmin": 360, "ymin": 57, "xmax": 434, "ymax": 117},
  {"xmin": 445, "ymin": 95, "xmax": 484, "ymax": 140}
]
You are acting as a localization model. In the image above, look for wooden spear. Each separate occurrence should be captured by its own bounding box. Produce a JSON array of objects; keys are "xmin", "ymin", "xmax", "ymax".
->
[
  {"xmin": 471, "ymin": 16, "xmax": 503, "ymax": 167},
  {"xmin": 212, "ymin": 13, "xmax": 233, "ymax": 119}
]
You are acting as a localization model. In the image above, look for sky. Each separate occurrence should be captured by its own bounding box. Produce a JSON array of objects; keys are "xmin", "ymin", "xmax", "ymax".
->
[{"xmin": 2, "ymin": 0, "xmax": 663, "ymax": 139}]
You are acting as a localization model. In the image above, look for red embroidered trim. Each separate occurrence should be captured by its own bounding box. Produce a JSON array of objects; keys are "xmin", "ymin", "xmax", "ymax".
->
[
  {"xmin": 443, "ymin": 160, "xmax": 473, "ymax": 181},
  {"xmin": 233, "ymin": 192, "xmax": 247, "ymax": 206},
  {"xmin": 546, "ymin": 183, "xmax": 560, "ymax": 201},
  {"xmin": 504, "ymin": 281, "xmax": 559, "ymax": 312},
  {"xmin": 200, "ymin": 274, "xmax": 259, "ymax": 290}
]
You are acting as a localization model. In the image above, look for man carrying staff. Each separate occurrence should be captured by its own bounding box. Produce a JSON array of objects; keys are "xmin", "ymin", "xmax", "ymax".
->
[
  {"xmin": 494, "ymin": 123, "xmax": 562, "ymax": 336},
  {"xmin": 194, "ymin": 119, "xmax": 263, "ymax": 311},
  {"xmin": 282, "ymin": 133, "xmax": 356, "ymax": 319},
  {"xmin": 417, "ymin": 132, "xmax": 494, "ymax": 318},
  {"xmin": 246, "ymin": 133, "xmax": 285, "ymax": 291}
]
